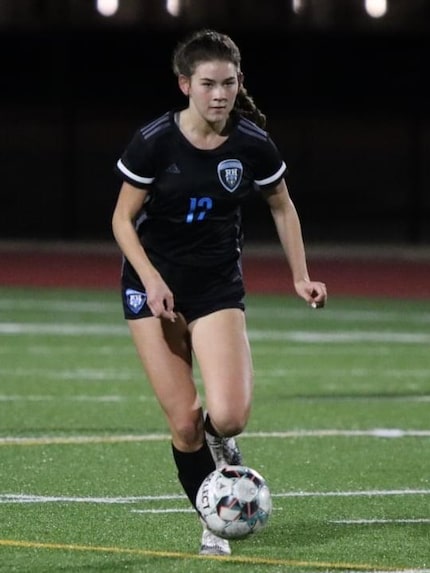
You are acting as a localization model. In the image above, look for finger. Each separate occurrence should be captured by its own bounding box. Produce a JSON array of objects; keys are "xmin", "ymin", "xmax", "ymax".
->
[
  {"xmin": 159, "ymin": 304, "xmax": 177, "ymax": 322},
  {"xmin": 150, "ymin": 306, "xmax": 177, "ymax": 322},
  {"xmin": 162, "ymin": 295, "xmax": 176, "ymax": 320}
]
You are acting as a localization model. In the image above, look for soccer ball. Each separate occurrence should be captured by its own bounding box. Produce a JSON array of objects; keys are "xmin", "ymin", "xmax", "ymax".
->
[{"xmin": 196, "ymin": 465, "xmax": 272, "ymax": 540}]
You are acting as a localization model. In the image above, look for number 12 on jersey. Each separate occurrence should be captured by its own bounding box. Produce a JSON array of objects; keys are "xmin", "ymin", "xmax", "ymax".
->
[{"xmin": 186, "ymin": 197, "xmax": 213, "ymax": 223}]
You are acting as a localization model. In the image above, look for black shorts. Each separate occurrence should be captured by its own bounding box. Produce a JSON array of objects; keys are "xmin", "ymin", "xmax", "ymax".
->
[{"xmin": 121, "ymin": 253, "xmax": 245, "ymax": 323}]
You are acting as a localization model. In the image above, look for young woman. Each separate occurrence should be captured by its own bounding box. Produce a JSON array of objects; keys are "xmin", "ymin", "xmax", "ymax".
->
[{"xmin": 112, "ymin": 28, "xmax": 327, "ymax": 556}]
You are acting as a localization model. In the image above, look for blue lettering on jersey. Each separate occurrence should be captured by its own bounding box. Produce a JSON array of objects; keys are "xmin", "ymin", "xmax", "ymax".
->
[
  {"xmin": 186, "ymin": 197, "xmax": 213, "ymax": 223},
  {"xmin": 217, "ymin": 159, "xmax": 243, "ymax": 192},
  {"xmin": 125, "ymin": 288, "xmax": 147, "ymax": 314}
]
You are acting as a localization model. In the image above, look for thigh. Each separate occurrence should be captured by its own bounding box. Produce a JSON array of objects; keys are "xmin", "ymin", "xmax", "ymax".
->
[
  {"xmin": 189, "ymin": 309, "xmax": 253, "ymax": 434},
  {"xmin": 128, "ymin": 315, "xmax": 202, "ymax": 447}
]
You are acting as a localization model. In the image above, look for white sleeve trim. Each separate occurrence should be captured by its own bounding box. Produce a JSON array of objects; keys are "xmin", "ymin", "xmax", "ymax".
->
[
  {"xmin": 116, "ymin": 159, "xmax": 155, "ymax": 185},
  {"xmin": 255, "ymin": 161, "xmax": 287, "ymax": 187}
]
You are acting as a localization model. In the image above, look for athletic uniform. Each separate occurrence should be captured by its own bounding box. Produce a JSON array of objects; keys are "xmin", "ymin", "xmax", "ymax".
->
[{"xmin": 115, "ymin": 109, "xmax": 287, "ymax": 323}]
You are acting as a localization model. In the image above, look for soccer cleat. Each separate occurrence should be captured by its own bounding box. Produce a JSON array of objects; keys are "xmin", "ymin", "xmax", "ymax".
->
[
  {"xmin": 199, "ymin": 526, "xmax": 231, "ymax": 556},
  {"xmin": 205, "ymin": 432, "xmax": 243, "ymax": 468}
]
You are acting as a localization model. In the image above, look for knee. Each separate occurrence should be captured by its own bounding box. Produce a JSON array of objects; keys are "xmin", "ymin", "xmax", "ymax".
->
[
  {"xmin": 209, "ymin": 409, "xmax": 249, "ymax": 437},
  {"xmin": 172, "ymin": 417, "xmax": 203, "ymax": 450}
]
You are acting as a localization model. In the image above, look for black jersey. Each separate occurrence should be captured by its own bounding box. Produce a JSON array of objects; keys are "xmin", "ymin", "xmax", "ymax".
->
[{"xmin": 115, "ymin": 110, "xmax": 287, "ymax": 267}]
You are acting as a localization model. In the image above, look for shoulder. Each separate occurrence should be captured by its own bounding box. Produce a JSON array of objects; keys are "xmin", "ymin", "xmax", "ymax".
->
[
  {"xmin": 235, "ymin": 115, "xmax": 269, "ymax": 142},
  {"xmin": 135, "ymin": 111, "xmax": 175, "ymax": 143},
  {"xmin": 122, "ymin": 110, "xmax": 177, "ymax": 158},
  {"xmin": 233, "ymin": 114, "xmax": 283, "ymax": 162},
  {"xmin": 115, "ymin": 111, "xmax": 177, "ymax": 185},
  {"xmin": 232, "ymin": 114, "xmax": 287, "ymax": 187}
]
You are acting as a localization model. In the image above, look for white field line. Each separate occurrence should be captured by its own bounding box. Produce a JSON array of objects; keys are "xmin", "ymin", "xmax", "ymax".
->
[
  {"xmin": 0, "ymin": 394, "xmax": 153, "ymax": 402},
  {"xmin": 331, "ymin": 518, "xmax": 430, "ymax": 524},
  {"xmin": 0, "ymin": 344, "xmax": 428, "ymax": 357},
  {"xmin": 1, "ymin": 488, "xmax": 429, "ymax": 504},
  {"xmin": 131, "ymin": 508, "xmax": 195, "ymax": 513},
  {"xmin": 247, "ymin": 307, "xmax": 430, "ymax": 324},
  {"xmin": 249, "ymin": 331, "xmax": 430, "ymax": 344},
  {"xmin": 130, "ymin": 511, "xmax": 430, "ymax": 523},
  {"xmin": 0, "ymin": 345, "xmax": 136, "ymax": 358},
  {"xmin": 0, "ymin": 323, "xmax": 128, "ymax": 336},
  {"xmin": 1, "ymin": 322, "xmax": 430, "ymax": 344},
  {"xmin": 0, "ymin": 368, "xmax": 137, "ymax": 381},
  {"xmin": 129, "ymin": 511, "xmax": 430, "ymax": 523},
  {"xmin": 0, "ymin": 300, "xmax": 119, "ymax": 313},
  {"xmin": 1, "ymin": 366, "xmax": 429, "ymax": 379},
  {"xmin": 2, "ymin": 297, "xmax": 430, "ymax": 324},
  {"xmin": 1, "ymin": 428, "xmax": 430, "ymax": 447},
  {"xmin": 0, "ymin": 393, "xmax": 428, "ymax": 403},
  {"xmin": 344, "ymin": 571, "xmax": 430, "ymax": 573},
  {"xmin": 252, "ymin": 345, "xmax": 430, "ymax": 356},
  {"xmin": 254, "ymin": 368, "xmax": 430, "ymax": 379}
]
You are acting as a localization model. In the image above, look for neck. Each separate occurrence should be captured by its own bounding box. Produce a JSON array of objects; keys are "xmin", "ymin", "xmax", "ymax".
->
[{"xmin": 176, "ymin": 109, "xmax": 231, "ymax": 150}]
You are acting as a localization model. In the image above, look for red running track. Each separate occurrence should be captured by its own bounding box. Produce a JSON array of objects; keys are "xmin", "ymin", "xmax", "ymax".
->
[{"xmin": 0, "ymin": 244, "xmax": 429, "ymax": 299}]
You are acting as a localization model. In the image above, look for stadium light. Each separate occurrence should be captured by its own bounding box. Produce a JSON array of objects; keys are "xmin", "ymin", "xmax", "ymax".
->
[
  {"xmin": 96, "ymin": 0, "xmax": 119, "ymax": 17},
  {"xmin": 292, "ymin": 0, "xmax": 306, "ymax": 14},
  {"xmin": 364, "ymin": 0, "xmax": 387, "ymax": 18},
  {"xmin": 166, "ymin": 0, "xmax": 181, "ymax": 17}
]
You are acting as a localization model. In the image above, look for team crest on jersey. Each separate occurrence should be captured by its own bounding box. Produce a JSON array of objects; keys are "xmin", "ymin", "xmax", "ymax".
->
[
  {"xmin": 125, "ymin": 288, "xmax": 147, "ymax": 314},
  {"xmin": 217, "ymin": 159, "xmax": 243, "ymax": 192}
]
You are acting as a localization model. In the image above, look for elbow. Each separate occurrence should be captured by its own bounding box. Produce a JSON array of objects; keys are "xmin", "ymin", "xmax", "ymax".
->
[
  {"xmin": 111, "ymin": 209, "xmax": 124, "ymax": 244},
  {"xmin": 111, "ymin": 210, "xmax": 119, "ymax": 239}
]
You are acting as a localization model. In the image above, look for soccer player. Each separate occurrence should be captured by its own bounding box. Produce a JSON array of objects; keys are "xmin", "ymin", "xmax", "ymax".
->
[{"xmin": 112, "ymin": 28, "xmax": 327, "ymax": 555}]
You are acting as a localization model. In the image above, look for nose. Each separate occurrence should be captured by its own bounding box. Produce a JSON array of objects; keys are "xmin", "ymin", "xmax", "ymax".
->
[{"xmin": 212, "ymin": 85, "xmax": 228, "ymax": 99}]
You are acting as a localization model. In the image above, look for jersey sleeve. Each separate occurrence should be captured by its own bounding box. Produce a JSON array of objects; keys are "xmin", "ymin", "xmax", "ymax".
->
[
  {"xmin": 114, "ymin": 129, "xmax": 156, "ymax": 189},
  {"xmin": 253, "ymin": 135, "xmax": 287, "ymax": 190}
]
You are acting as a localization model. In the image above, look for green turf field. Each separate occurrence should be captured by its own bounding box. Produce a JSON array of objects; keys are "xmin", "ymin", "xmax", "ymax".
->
[{"xmin": 0, "ymin": 286, "xmax": 429, "ymax": 573}]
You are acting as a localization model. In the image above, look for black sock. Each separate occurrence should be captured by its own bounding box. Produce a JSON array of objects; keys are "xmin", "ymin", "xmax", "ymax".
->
[{"xmin": 171, "ymin": 442, "xmax": 215, "ymax": 509}]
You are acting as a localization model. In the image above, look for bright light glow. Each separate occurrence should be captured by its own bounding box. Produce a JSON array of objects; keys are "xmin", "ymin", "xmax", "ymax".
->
[
  {"xmin": 166, "ymin": 0, "xmax": 181, "ymax": 17},
  {"xmin": 292, "ymin": 0, "xmax": 305, "ymax": 14},
  {"xmin": 96, "ymin": 0, "xmax": 119, "ymax": 17},
  {"xmin": 365, "ymin": 0, "xmax": 387, "ymax": 18}
]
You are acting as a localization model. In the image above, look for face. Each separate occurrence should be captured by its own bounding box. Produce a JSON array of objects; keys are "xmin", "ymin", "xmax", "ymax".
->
[{"xmin": 179, "ymin": 60, "xmax": 241, "ymax": 124}]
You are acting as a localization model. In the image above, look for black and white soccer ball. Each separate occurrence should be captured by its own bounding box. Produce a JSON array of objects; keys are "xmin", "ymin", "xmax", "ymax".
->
[{"xmin": 196, "ymin": 465, "xmax": 272, "ymax": 540}]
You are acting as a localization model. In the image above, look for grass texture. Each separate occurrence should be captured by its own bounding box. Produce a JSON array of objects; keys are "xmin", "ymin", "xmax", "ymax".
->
[{"xmin": 0, "ymin": 286, "xmax": 429, "ymax": 572}]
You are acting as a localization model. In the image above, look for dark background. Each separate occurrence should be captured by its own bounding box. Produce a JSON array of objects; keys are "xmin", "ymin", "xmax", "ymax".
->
[{"xmin": 1, "ymin": 0, "xmax": 429, "ymax": 247}]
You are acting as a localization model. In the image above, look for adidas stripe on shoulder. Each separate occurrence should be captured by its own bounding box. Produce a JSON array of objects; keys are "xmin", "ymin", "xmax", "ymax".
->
[
  {"xmin": 237, "ymin": 117, "xmax": 268, "ymax": 141},
  {"xmin": 139, "ymin": 112, "xmax": 171, "ymax": 141}
]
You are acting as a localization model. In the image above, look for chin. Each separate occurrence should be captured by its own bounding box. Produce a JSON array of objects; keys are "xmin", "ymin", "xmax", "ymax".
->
[{"xmin": 207, "ymin": 110, "xmax": 228, "ymax": 122}]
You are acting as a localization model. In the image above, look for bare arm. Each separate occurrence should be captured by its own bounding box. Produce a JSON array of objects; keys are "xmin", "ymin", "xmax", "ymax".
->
[
  {"xmin": 112, "ymin": 181, "xmax": 176, "ymax": 321},
  {"xmin": 263, "ymin": 179, "xmax": 327, "ymax": 308}
]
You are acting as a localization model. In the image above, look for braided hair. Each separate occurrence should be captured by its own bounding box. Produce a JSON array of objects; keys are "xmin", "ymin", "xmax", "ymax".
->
[{"xmin": 172, "ymin": 29, "xmax": 266, "ymax": 129}]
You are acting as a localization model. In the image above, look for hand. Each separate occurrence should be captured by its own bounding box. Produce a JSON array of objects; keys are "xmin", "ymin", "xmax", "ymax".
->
[
  {"xmin": 295, "ymin": 279, "xmax": 327, "ymax": 309},
  {"xmin": 144, "ymin": 273, "xmax": 177, "ymax": 322}
]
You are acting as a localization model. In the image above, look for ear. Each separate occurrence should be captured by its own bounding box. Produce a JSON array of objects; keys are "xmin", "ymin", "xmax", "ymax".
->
[
  {"xmin": 238, "ymin": 71, "xmax": 244, "ymax": 87},
  {"xmin": 178, "ymin": 74, "xmax": 190, "ymax": 96}
]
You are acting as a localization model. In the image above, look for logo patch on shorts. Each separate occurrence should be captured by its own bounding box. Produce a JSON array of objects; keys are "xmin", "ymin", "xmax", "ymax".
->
[
  {"xmin": 217, "ymin": 159, "xmax": 243, "ymax": 192},
  {"xmin": 125, "ymin": 288, "xmax": 147, "ymax": 314}
]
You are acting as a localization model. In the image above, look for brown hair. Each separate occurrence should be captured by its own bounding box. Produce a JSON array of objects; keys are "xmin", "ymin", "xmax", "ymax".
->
[{"xmin": 172, "ymin": 29, "xmax": 266, "ymax": 129}]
